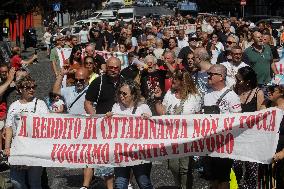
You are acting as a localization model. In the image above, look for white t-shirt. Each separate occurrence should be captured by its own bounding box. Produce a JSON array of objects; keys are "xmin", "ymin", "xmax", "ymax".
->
[
  {"xmin": 112, "ymin": 103, "xmax": 152, "ymax": 116},
  {"xmin": 204, "ymin": 87, "xmax": 241, "ymax": 114},
  {"xmin": 6, "ymin": 98, "xmax": 49, "ymax": 136},
  {"xmin": 177, "ymin": 37, "xmax": 189, "ymax": 49},
  {"xmin": 43, "ymin": 32, "xmax": 52, "ymax": 45},
  {"xmin": 221, "ymin": 61, "xmax": 248, "ymax": 88},
  {"xmin": 61, "ymin": 86, "xmax": 88, "ymax": 115},
  {"xmin": 163, "ymin": 90, "xmax": 201, "ymax": 115},
  {"xmin": 79, "ymin": 30, "xmax": 89, "ymax": 43}
]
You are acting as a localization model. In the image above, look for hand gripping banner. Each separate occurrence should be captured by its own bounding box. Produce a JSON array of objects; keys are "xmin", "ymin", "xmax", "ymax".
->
[{"xmin": 9, "ymin": 108, "xmax": 283, "ymax": 168}]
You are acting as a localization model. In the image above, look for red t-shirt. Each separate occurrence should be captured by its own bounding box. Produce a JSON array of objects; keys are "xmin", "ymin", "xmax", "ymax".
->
[
  {"xmin": 159, "ymin": 64, "xmax": 185, "ymax": 91},
  {"xmin": 10, "ymin": 55, "xmax": 22, "ymax": 70}
]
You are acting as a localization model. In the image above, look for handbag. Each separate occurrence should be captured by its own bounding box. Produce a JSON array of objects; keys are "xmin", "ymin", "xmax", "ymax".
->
[{"xmin": 203, "ymin": 89, "xmax": 231, "ymax": 114}]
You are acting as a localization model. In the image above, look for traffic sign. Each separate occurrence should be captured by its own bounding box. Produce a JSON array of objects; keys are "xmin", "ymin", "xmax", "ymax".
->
[
  {"xmin": 52, "ymin": 3, "xmax": 61, "ymax": 12},
  {"xmin": 240, "ymin": 0, "xmax": 246, "ymax": 6}
]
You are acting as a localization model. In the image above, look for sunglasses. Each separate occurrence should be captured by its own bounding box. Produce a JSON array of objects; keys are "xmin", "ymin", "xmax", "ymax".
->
[
  {"xmin": 74, "ymin": 79, "xmax": 85, "ymax": 83},
  {"xmin": 107, "ymin": 66, "xmax": 120, "ymax": 70},
  {"xmin": 23, "ymin": 85, "xmax": 36, "ymax": 90},
  {"xmin": 119, "ymin": 91, "xmax": 128, "ymax": 97},
  {"xmin": 189, "ymin": 38, "xmax": 197, "ymax": 42},
  {"xmin": 207, "ymin": 72, "xmax": 222, "ymax": 77},
  {"xmin": 226, "ymin": 41, "xmax": 235, "ymax": 45}
]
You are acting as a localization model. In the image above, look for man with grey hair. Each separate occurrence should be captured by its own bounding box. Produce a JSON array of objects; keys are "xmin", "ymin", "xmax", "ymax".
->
[
  {"xmin": 203, "ymin": 64, "xmax": 241, "ymax": 189},
  {"xmin": 85, "ymin": 44, "xmax": 106, "ymax": 73},
  {"xmin": 217, "ymin": 35, "xmax": 249, "ymax": 64},
  {"xmin": 140, "ymin": 55, "xmax": 169, "ymax": 114},
  {"xmin": 193, "ymin": 47, "xmax": 213, "ymax": 95}
]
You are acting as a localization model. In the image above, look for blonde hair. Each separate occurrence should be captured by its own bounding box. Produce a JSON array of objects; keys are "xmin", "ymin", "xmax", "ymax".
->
[{"xmin": 171, "ymin": 69, "xmax": 199, "ymax": 100}]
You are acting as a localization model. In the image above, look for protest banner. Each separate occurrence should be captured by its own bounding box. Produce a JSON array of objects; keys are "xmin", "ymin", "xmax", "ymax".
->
[
  {"xmin": 165, "ymin": 24, "xmax": 196, "ymax": 35},
  {"xmin": 95, "ymin": 51, "xmax": 128, "ymax": 69},
  {"xmin": 61, "ymin": 48, "xmax": 128, "ymax": 69},
  {"xmin": 9, "ymin": 108, "xmax": 282, "ymax": 168}
]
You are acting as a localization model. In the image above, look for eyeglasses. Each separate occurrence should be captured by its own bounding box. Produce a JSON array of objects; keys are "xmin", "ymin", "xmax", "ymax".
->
[
  {"xmin": 107, "ymin": 66, "xmax": 120, "ymax": 70},
  {"xmin": 23, "ymin": 85, "xmax": 36, "ymax": 91},
  {"xmin": 74, "ymin": 79, "xmax": 85, "ymax": 83},
  {"xmin": 226, "ymin": 41, "xmax": 235, "ymax": 45},
  {"xmin": 207, "ymin": 72, "xmax": 222, "ymax": 77},
  {"xmin": 119, "ymin": 91, "xmax": 128, "ymax": 97}
]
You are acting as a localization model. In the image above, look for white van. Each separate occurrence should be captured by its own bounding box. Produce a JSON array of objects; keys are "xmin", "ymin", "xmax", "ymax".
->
[{"xmin": 118, "ymin": 8, "xmax": 135, "ymax": 23}]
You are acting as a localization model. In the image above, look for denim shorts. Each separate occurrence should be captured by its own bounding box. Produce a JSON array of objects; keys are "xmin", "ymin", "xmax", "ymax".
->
[{"xmin": 94, "ymin": 166, "xmax": 114, "ymax": 177}]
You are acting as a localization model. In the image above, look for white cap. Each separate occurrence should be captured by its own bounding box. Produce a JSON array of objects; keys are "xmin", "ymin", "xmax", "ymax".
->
[{"xmin": 249, "ymin": 23, "xmax": 256, "ymax": 29}]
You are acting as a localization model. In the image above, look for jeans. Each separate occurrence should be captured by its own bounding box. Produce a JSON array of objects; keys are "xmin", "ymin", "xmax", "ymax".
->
[
  {"xmin": 168, "ymin": 157, "xmax": 194, "ymax": 189},
  {"xmin": 114, "ymin": 163, "xmax": 153, "ymax": 189},
  {"xmin": 10, "ymin": 166, "xmax": 43, "ymax": 189}
]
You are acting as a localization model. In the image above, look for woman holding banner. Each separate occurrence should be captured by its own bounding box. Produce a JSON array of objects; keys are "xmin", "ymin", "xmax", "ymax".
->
[
  {"xmin": 4, "ymin": 75, "xmax": 49, "ymax": 189},
  {"xmin": 106, "ymin": 79, "xmax": 153, "ymax": 189},
  {"xmin": 263, "ymin": 85, "xmax": 284, "ymax": 188},
  {"xmin": 233, "ymin": 66, "xmax": 264, "ymax": 189},
  {"xmin": 155, "ymin": 69, "xmax": 201, "ymax": 189}
]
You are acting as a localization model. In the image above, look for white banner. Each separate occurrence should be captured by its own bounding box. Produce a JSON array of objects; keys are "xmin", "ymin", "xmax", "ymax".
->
[
  {"xmin": 61, "ymin": 48, "xmax": 129, "ymax": 69},
  {"xmin": 9, "ymin": 108, "xmax": 282, "ymax": 168},
  {"xmin": 165, "ymin": 24, "xmax": 196, "ymax": 35}
]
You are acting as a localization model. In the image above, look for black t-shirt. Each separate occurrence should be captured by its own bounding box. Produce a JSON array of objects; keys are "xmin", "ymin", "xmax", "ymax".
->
[
  {"xmin": 94, "ymin": 37, "xmax": 105, "ymax": 51},
  {"xmin": 85, "ymin": 75, "xmax": 118, "ymax": 114},
  {"xmin": 89, "ymin": 28, "xmax": 97, "ymax": 42},
  {"xmin": 216, "ymin": 51, "xmax": 250, "ymax": 65},
  {"xmin": 162, "ymin": 38, "xmax": 169, "ymax": 49},
  {"xmin": 105, "ymin": 31, "xmax": 114, "ymax": 47},
  {"xmin": 140, "ymin": 70, "xmax": 167, "ymax": 99},
  {"xmin": 270, "ymin": 45, "xmax": 280, "ymax": 60}
]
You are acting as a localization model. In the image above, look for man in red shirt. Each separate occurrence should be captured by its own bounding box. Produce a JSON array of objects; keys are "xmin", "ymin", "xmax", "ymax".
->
[{"xmin": 10, "ymin": 46, "xmax": 37, "ymax": 70}]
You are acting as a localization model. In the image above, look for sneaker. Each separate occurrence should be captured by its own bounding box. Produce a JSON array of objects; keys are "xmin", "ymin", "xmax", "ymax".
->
[
  {"xmin": 79, "ymin": 187, "xmax": 88, "ymax": 189},
  {"xmin": 128, "ymin": 183, "xmax": 133, "ymax": 189}
]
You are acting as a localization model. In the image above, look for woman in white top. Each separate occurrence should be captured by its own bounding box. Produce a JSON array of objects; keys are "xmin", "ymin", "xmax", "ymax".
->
[
  {"xmin": 5, "ymin": 76, "xmax": 49, "ymax": 189},
  {"xmin": 210, "ymin": 33, "xmax": 224, "ymax": 64},
  {"xmin": 43, "ymin": 28, "xmax": 52, "ymax": 56},
  {"xmin": 155, "ymin": 69, "xmax": 201, "ymax": 189},
  {"xmin": 106, "ymin": 80, "xmax": 153, "ymax": 189}
]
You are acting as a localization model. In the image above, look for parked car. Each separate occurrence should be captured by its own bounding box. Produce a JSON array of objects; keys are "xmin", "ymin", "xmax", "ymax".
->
[
  {"xmin": 136, "ymin": 0, "xmax": 153, "ymax": 7},
  {"xmin": 60, "ymin": 26, "xmax": 81, "ymax": 36}
]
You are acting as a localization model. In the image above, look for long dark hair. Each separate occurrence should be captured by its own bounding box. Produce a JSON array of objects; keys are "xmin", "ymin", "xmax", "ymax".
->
[
  {"xmin": 235, "ymin": 66, "xmax": 257, "ymax": 94},
  {"xmin": 69, "ymin": 45, "xmax": 82, "ymax": 65}
]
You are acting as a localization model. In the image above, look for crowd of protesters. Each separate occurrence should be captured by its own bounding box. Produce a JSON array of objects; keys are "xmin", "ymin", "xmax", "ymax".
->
[{"xmin": 1, "ymin": 13, "xmax": 284, "ymax": 189}]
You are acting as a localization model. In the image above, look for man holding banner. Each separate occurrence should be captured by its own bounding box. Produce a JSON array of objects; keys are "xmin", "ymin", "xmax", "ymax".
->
[
  {"xmin": 82, "ymin": 57, "xmax": 122, "ymax": 189},
  {"xmin": 203, "ymin": 64, "xmax": 241, "ymax": 189}
]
